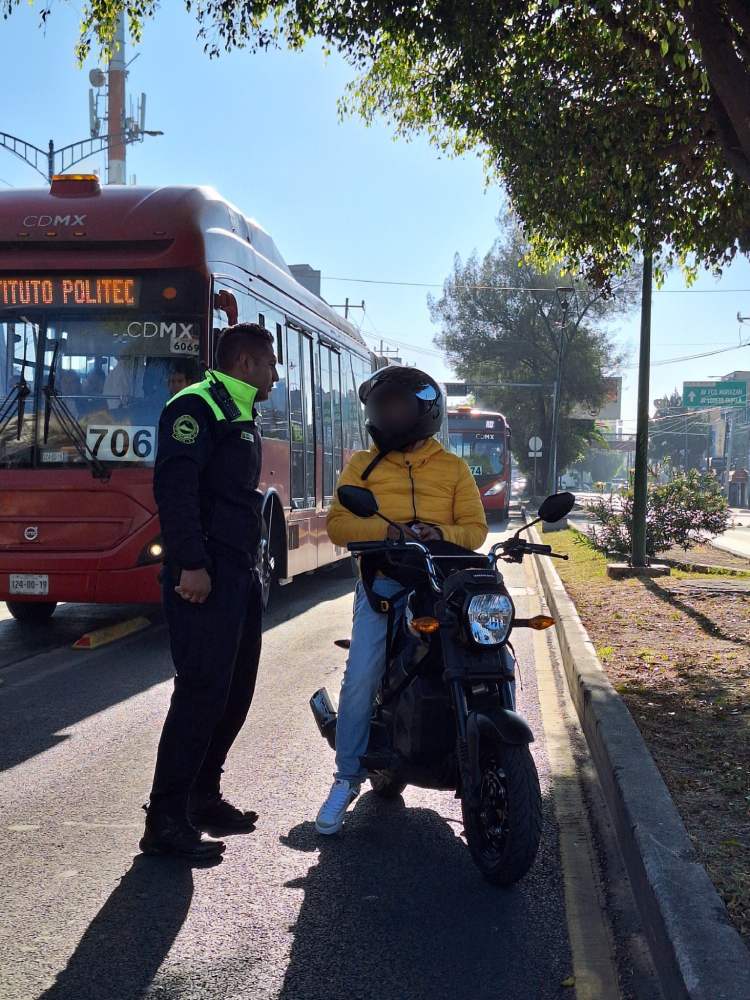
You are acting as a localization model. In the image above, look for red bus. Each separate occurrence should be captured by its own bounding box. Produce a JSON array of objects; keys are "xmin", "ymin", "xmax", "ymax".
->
[
  {"xmin": 0, "ymin": 175, "xmax": 375, "ymax": 621},
  {"xmin": 447, "ymin": 406, "xmax": 511, "ymax": 519}
]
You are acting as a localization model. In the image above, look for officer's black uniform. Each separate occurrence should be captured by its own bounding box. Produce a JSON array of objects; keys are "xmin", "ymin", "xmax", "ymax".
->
[{"xmin": 147, "ymin": 372, "xmax": 263, "ymax": 826}]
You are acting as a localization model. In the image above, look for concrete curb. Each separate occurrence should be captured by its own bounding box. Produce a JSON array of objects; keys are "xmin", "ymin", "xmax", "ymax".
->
[{"xmin": 530, "ymin": 525, "xmax": 750, "ymax": 1000}]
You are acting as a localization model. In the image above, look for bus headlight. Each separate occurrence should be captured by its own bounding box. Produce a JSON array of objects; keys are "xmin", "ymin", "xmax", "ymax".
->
[
  {"xmin": 466, "ymin": 593, "xmax": 513, "ymax": 646},
  {"xmin": 138, "ymin": 536, "xmax": 164, "ymax": 564},
  {"xmin": 484, "ymin": 480, "xmax": 506, "ymax": 497}
]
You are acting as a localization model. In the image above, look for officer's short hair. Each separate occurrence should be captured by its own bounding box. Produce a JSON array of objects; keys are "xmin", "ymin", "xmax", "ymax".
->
[{"xmin": 216, "ymin": 323, "xmax": 274, "ymax": 370}]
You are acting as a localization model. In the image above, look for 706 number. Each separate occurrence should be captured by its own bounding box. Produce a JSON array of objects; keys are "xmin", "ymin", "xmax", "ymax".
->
[{"xmin": 86, "ymin": 425, "xmax": 156, "ymax": 462}]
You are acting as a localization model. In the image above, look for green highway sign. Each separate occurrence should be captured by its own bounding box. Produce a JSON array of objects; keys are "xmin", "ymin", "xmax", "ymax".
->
[{"xmin": 682, "ymin": 381, "xmax": 747, "ymax": 408}]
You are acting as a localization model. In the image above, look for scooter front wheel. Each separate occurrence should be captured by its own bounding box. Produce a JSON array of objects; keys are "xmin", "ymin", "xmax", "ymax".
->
[{"xmin": 462, "ymin": 740, "xmax": 542, "ymax": 886}]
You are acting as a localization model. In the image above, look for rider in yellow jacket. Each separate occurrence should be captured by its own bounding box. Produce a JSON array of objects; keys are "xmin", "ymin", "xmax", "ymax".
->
[
  {"xmin": 316, "ymin": 367, "xmax": 488, "ymax": 834},
  {"xmin": 327, "ymin": 438, "xmax": 487, "ymax": 551}
]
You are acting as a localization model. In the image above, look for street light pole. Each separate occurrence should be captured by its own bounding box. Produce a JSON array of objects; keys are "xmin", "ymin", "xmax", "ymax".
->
[{"xmin": 631, "ymin": 253, "xmax": 653, "ymax": 567}]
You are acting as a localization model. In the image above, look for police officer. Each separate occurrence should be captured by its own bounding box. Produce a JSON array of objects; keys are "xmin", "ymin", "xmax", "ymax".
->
[{"xmin": 140, "ymin": 322, "xmax": 279, "ymax": 860}]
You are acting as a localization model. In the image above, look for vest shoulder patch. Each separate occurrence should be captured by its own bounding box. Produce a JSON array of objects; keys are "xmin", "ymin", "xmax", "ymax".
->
[{"xmin": 172, "ymin": 414, "xmax": 200, "ymax": 444}]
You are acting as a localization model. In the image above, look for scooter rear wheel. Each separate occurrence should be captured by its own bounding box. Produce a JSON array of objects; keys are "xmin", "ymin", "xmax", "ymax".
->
[
  {"xmin": 462, "ymin": 740, "xmax": 542, "ymax": 886},
  {"xmin": 370, "ymin": 772, "xmax": 407, "ymax": 799}
]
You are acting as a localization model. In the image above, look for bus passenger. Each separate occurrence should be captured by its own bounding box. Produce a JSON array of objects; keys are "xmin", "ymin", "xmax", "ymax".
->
[
  {"xmin": 58, "ymin": 370, "xmax": 82, "ymax": 414},
  {"xmin": 317, "ymin": 367, "xmax": 488, "ymax": 834},
  {"xmin": 168, "ymin": 360, "xmax": 199, "ymax": 398}
]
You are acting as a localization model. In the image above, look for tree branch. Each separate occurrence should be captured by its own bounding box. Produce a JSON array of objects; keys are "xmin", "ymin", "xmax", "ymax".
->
[
  {"xmin": 726, "ymin": 0, "xmax": 750, "ymax": 62},
  {"xmin": 686, "ymin": 0, "xmax": 750, "ymax": 177},
  {"xmin": 705, "ymin": 87, "xmax": 750, "ymax": 185}
]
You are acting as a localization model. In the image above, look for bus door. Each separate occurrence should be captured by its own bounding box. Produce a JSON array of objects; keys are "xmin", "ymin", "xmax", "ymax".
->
[{"xmin": 286, "ymin": 324, "xmax": 317, "ymax": 573}]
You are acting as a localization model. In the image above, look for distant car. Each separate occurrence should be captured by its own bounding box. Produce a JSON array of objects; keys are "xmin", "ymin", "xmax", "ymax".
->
[{"xmin": 611, "ymin": 478, "xmax": 628, "ymax": 491}]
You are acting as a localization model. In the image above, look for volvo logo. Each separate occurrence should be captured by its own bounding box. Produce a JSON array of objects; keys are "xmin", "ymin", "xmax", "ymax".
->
[{"xmin": 24, "ymin": 526, "xmax": 39, "ymax": 542}]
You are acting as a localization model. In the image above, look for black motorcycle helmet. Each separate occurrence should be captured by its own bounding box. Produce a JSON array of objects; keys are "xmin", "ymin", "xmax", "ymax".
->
[{"xmin": 358, "ymin": 366, "xmax": 444, "ymax": 479}]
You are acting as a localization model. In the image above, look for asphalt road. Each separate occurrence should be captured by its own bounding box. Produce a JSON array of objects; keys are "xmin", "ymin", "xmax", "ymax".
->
[{"xmin": 0, "ymin": 519, "xmax": 661, "ymax": 1000}]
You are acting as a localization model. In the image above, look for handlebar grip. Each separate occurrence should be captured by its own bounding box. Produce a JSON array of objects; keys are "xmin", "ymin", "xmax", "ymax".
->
[
  {"xmin": 347, "ymin": 541, "xmax": 391, "ymax": 553},
  {"xmin": 527, "ymin": 543, "xmax": 553, "ymax": 555}
]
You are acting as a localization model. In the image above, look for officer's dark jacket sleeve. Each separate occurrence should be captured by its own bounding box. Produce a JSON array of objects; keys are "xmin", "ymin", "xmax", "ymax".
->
[{"xmin": 153, "ymin": 394, "xmax": 214, "ymax": 570}]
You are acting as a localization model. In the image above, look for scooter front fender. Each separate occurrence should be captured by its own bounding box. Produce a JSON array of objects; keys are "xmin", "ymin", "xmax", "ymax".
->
[{"xmin": 480, "ymin": 707, "xmax": 535, "ymax": 746}]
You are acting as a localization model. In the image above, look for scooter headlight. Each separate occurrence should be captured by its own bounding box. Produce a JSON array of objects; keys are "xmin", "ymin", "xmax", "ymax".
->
[{"xmin": 466, "ymin": 593, "xmax": 514, "ymax": 646}]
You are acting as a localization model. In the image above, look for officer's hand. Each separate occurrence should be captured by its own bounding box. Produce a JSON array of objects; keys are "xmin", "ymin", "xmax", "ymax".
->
[{"xmin": 176, "ymin": 568, "xmax": 212, "ymax": 604}]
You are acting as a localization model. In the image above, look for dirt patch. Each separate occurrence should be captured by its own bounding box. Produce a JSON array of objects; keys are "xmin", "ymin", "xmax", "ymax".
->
[{"xmin": 547, "ymin": 530, "xmax": 750, "ymax": 946}]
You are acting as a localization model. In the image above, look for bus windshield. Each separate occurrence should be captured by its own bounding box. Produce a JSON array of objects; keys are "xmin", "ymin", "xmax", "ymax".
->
[
  {"xmin": 449, "ymin": 429, "xmax": 506, "ymax": 478},
  {"xmin": 0, "ymin": 311, "xmax": 202, "ymax": 469}
]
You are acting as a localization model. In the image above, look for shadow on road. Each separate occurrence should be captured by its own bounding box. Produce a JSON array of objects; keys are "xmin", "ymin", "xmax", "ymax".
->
[
  {"xmin": 0, "ymin": 566, "xmax": 355, "ymax": 775},
  {"xmin": 35, "ymin": 855, "xmax": 200, "ymax": 1000},
  {"xmin": 0, "ymin": 602, "xmax": 163, "ymax": 671},
  {"xmin": 277, "ymin": 789, "xmax": 566, "ymax": 1000}
]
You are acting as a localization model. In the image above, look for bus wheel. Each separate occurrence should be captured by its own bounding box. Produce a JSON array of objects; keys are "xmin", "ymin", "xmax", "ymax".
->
[
  {"xmin": 260, "ymin": 505, "xmax": 283, "ymax": 611},
  {"xmin": 6, "ymin": 601, "xmax": 57, "ymax": 624}
]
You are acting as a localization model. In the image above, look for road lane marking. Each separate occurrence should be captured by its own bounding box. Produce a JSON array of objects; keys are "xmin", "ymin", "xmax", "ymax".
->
[{"xmin": 525, "ymin": 557, "xmax": 621, "ymax": 1000}]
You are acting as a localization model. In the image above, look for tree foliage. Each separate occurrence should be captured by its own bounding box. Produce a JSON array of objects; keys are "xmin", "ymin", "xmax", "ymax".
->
[
  {"xmin": 587, "ymin": 470, "xmax": 729, "ymax": 556},
  {"xmin": 575, "ymin": 448, "xmax": 625, "ymax": 486},
  {"xmin": 6, "ymin": 0, "xmax": 750, "ymax": 282},
  {"xmin": 431, "ymin": 219, "xmax": 632, "ymax": 487}
]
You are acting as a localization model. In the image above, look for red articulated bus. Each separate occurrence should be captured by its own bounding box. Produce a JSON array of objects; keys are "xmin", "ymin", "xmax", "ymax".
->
[
  {"xmin": 0, "ymin": 175, "xmax": 375, "ymax": 621},
  {"xmin": 447, "ymin": 406, "xmax": 512, "ymax": 519}
]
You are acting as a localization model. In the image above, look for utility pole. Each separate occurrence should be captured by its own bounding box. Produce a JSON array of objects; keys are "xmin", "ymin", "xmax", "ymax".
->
[
  {"xmin": 1, "ymin": 11, "xmax": 160, "ymax": 184},
  {"xmin": 631, "ymin": 253, "xmax": 653, "ymax": 567},
  {"xmin": 548, "ymin": 286, "xmax": 574, "ymax": 494},
  {"xmin": 330, "ymin": 299, "xmax": 365, "ymax": 321},
  {"xmin": 107, "ymin": 14, "xmax": 127, "ymax": 184}
]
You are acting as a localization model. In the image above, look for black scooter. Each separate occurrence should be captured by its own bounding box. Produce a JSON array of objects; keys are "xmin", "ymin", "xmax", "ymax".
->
[{"xmin": 311, "ymin": 487, "xmax": 574, "ymax": 885}]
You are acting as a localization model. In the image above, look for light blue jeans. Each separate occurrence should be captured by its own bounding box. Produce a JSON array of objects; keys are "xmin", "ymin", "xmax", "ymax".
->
[{"xmin": 335, "ymin": 578, "xmax": 407, "ymax": 782}]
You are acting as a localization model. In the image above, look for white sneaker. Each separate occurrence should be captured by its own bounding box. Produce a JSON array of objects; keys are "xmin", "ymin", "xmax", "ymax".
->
[{"xmin": 315, "ymin": 779, "xmax": 360, "ymax": 835}]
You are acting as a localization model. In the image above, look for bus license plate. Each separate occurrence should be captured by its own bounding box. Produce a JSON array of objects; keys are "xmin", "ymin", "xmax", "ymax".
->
[{"xmin": 9, "ymin": 574, "xmax": 49, "ymax": 596}]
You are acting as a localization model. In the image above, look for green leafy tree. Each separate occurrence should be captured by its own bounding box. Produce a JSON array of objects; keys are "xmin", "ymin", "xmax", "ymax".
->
[
  {"xmin": 587, "ymin": 470, "xmax": 729, "ymax": 556},
  {"xmin": 10, "ymin": 0, "xmax": 750, "ymax": 279},
  {"xmin": 649, "ymin": 389, "xmax": 712, "ymax": 474},
  {"xmin": 432, "ymin": 220, "xmax": 632, "ymax": 488},
  {"xmin": 576, "ymin": 449, "xmax": 624, "ymax": 486}
]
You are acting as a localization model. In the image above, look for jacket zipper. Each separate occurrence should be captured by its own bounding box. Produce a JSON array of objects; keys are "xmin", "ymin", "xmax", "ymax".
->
[{"xmin": 407, "ymin": 461, "xmax": 417, "ymax": 521}]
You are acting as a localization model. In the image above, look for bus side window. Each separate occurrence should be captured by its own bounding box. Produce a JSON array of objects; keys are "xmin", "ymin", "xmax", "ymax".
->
[
  {"xmin": 255, "ymin": 310, "xmax": 288, "ymax": 442},
  {"xmin": 287, "ymin": 327, "xmax": 306, "ymax": 509},
  {"xmin": 320, "ymin": 345, "xmax": 334, "ymax": 504},
  {"xmin": 301, "ymin": 334, "xmax": 316, "ymax": 507},
  {"xmin": 331, "ymin": 350, "xmax": 343, "ymax": 482}
]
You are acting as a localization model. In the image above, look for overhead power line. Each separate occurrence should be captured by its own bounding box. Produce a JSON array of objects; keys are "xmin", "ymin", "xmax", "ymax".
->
[{"xmin": 325, "ymin": 274, "xmax": 750, "ymax": 295}]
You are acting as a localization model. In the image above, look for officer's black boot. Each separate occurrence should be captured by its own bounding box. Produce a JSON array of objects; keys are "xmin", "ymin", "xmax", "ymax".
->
[
  {"xmin": 190, "ymin": 792, "xmax": 258, "ymax": 833},
  {"xmin": 140, "ymin": 808, "xmax": 226, "ymax": 860}
]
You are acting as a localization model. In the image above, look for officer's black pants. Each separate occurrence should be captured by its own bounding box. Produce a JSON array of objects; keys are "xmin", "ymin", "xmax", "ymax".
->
[{"xmin": 149, "ymin": 551, "xmax": 262, "ymax": 817}]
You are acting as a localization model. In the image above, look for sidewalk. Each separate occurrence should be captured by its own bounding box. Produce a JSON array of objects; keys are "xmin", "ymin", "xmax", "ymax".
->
[{"xmin": 712, "ymin": 526, "xmax": 750, "ymax": 560}]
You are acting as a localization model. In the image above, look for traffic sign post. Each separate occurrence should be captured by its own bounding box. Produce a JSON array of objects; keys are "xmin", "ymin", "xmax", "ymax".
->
[
  {"xmin": 528, "ymin": 437, "xmax": 543, "ymax": 494},
  {"xmin": 682, "ymin": 381, "xmax": 747, "ymax": 408}
]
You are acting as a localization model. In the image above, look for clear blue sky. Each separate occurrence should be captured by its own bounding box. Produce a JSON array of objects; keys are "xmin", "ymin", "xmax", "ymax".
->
[{"xmin": 2, "ymin": 3, "xmax": 750, "ymax": 429}]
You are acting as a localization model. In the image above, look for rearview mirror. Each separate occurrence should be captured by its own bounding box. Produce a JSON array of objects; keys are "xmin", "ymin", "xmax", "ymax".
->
[
  {"xmin": 538, "ymin": 491, "xmax": 575, "ymax": 523},
  {"xmin": 337, "ymin": 485, "xmax": 379, "ymax": 519}
]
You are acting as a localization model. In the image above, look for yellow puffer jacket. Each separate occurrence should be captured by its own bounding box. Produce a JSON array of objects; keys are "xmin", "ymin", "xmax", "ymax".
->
[{"xmin": 327, "ymin": 438, "xmax": 488, "ymax": 551}]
